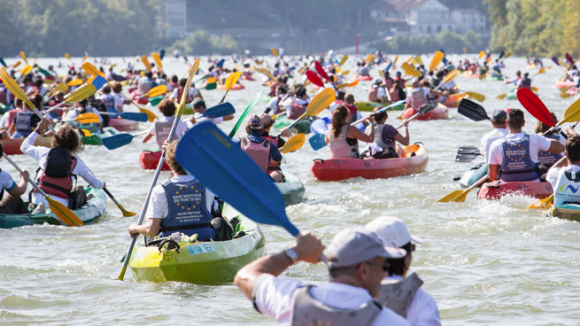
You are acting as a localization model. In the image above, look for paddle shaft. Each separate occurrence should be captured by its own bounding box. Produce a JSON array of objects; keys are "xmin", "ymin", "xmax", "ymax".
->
[{"xmin": 3, "ymin": 155, "xmax": 50, "ymax": 197}]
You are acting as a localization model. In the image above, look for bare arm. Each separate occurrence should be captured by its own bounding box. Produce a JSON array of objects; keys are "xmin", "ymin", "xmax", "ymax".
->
[
  {"xmin": 394, "ymin": 128, "xmax": 410, "ymax": 146},
  {"xmin": 142, "ymin": 133, "xmax": 153, "ymax": 143},
  {"xmin": 324, "ymin": 131, "xmax": 330, "ymax": 144},
  {"xmin": 488, "ymin": 164, "xmax": 500, "ymax": 181},
  {"xmin": 223, "ymin": 114, "xmax": 235, "ymax": 121},
  {"xmin": 7, "ymin": 170, "xmax": 29, "ymax": 197},
  {"xmin": 347, "ymin": 125, "xmax": 374, "ymax": 143},
  {"xmin": 548, "ymin": 139, "xmax": 565, "ymax": 153},
  {"xmin": 128, "ymin": 218, "xmax": 161, "ymax": 238}
]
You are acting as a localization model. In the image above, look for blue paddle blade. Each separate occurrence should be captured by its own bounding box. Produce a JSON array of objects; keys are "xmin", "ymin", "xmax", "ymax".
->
[
  {"xmin": 440, "ymin": 49, "xmax": 447, "ymax": 65},
  {"xmin": 91, "ymin": 76, "xmax": 107, "ymax": 90},
  {"xmin": 309, "ymin": 133, "xmax": 327, "ymax": 151},
  {"xmin": 216, "ymin": 59, "xmax": 225, "ymax": 68},
  {"xmin": 201, "ymin": 102, "xmax": 235, "ymax": 119},
  {"xmin": 159, "ymin": 49, "xmax": 165, "ymax": 60},
  {"xmin": 0, "ymin": 58, "xmax": 6, "ymax": 68},
  {"xmin": 175, "ymin": 121, "xmax": 299, "ymax": 236},
  {"xmin": 119, "ymin": 112, "xmax": 148, "ymax": 122},
  {"xmin": 385, "ymin": 62, "xmax": 392, "ymax": 72},
  {"xmin": 102, "ymin": 133, "xmax": 135, "ymax": 150},
  {"xmin": 108, "ymin": 108, "xmax": 117, "ymax": 114}
]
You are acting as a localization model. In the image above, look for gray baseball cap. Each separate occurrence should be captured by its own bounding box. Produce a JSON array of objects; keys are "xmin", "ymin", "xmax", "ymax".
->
[
  {"xmin": 492, "ymin": 109, "xmax": 507, "ymax": 121},
  {"xmin": 326, "ymin": 227, "xmax": 406, "ymax": 268}
]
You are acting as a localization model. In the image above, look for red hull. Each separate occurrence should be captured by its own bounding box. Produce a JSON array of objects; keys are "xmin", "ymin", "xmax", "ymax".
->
[
  {"xmin": 0, "ymin": 136, "xmax": 52, "ymax": 155},
  {"xmin": 556, "ymin": 80, "xmax": 575, "ymax": 89},
  {"xmin": 356, "ymin": 76, "xmax": 372, "ymax": 81},
  {"xmin": 402, "ymin": 107, "xmax": 449, "ymax": 120},
  {"xmin": 130, "ymin": 92, "xmax": 149, "ymax": 105},
  {"xmin": 139, "ymin": 150, "xmax": 170, "ymax": 171},
  {"xmin": 109, "ymin": 118, "xmax": 139, "ymax": 132},
  {"xmin": 310, "ymin": 144, "xmax": 428, "ymax": 181},
  {"xmin": 477, "ymin": 181, "xmax": 553, "ymax": 200},
  {"xmin": 217, "ymin": 83, "xmax": 245, "ymax": 90}
]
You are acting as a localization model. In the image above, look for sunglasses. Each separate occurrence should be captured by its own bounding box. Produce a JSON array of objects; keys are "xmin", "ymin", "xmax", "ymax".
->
[{"xmin": 361, "ymin": 260, "xmax": 390, "ymax": 272}]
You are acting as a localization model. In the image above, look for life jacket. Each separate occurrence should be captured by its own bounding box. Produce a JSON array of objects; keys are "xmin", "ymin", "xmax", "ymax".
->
[
  {"xmin": 345, "ymin": 103, "xmax": 358, "ymax": 117},
  {"xmin": 554, "ymin": 166, "xmax": 580, "ymax": 206},
  {"xmin": 289, "ymin": 286, "xmax": 382, "ymax": 326},
  {"xmin": 240, "ymin": 136, "xmax": 270, "ymax": 172},
  {"xmin": 373, "ymin": 124, "xmax": 396, "ymax": 151},
  {"xmin": 7, "ymin": 108, "xmax": 21, "ymax": 130},
  {"xmin": 378, "ymin": 273, "xmax": 424, "ymax": 318},
  {"xmin": 268, "ymin": 84, "xmax": 278, "ymax": 97},
  {"xmin": 329, "ymin": 125, "xmax": 359, "ymax": 159},
  {"xmin": 390, "ymin": 88, "xmax": 401, "ymax": 102},
  {"xmin": 384, "ymin": 78, "xmax": 394, "ymax": 89},
  {"xmin": 262, "ymin": 135, "xmax": 281, "ymax": 170},
  {"xmin": 288, "ymin": 99, "xmax": 307, "ymax": 120},
  {"xmin": 15, "ymin": 110, "xmax": 34, "ymax": 135},
  {"xmin": 101, "ymin": 94, "xmax": 115, "ymax": 110},
  {"xmin": 538, "ymin": 133, "xmax": 563, "ymax": 168},
  {"xmin": 158, "ymin": 178, "xmax": 216, "ymax": 241},
  {"xmin": 499, "ymin": 134, "xmax": 540, "ymax": 182},
  {"xmin": 395, "ymin": 77, "xmax": 405, "ymax": 88},
  {"xmin": 177, "ymin": 87, "xmax": 194, "ymax": 103},
  {"xmin": 36, "ymin": 147, "xmax": 77, "ymax": 199},
  {"xmin": 521, "ymin": 78, "xmax": 532, "ymax": 90},
  {"xmin": 367, "ymin": 85, "xmax": 379, "ymax": 102},
  {"xmin": 410, "ymin": 88, "xmax": 428, "ymax": 108},
  {"xmin": 137, "ymin": 77, "xmax": 153, "ymax": 95},
  {"xmin": 154, "ymin": 117, "xmax": 177, "ymax": 148}
]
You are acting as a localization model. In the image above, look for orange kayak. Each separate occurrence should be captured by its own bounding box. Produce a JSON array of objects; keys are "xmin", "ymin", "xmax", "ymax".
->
[
  {"xmin": 1, "ymin": 136, "xmax": 52, "ymax": 155},
  {"xmin": 139, "ymin": 150, "xmax": 170, "ymax": 171}
]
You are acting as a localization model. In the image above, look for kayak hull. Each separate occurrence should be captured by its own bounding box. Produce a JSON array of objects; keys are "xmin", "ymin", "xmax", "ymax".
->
[
  {"xmin": 310, "ymin": 143, "xmax": 428, "ymax": 181},
  {"xmin": 401, "ymin": 107, "xmax": 449, "ymax": 120},
  {"xmin": 556, "ymin": 80, "xmax": 576, "ymax": 89},
  {"xmin": 477, "ymin": 181, "xmax": 553, "ymax": 200},
  {"xmin": 506, "ymin": 91, "xmax": 517, "ymax": 100},
  {"xmin": 355, "ymin": 76, "xmax": 372, "ymax": 81},
  {"xmin": 130, "ymin": 92, "xmax": 149, "ymax": 105},
  {"xmin": 356, "ymin": 101, "xmax": 405, "ymax": 112},
  {"xmin": 82, "ymin": 127, "xmax": 119, "ymax": 146},
  {"xmin": 277, "ymin": 169, "xmax": 305, "ymax": 206},
  {"xmin": 139, "ymin": 150, "xmax": 171, "ymax": 171},
  {"xmin": 0, "ymin": 188, "xmax": 106, "ymax": 229},
  {"xmin": 217, "ymin": 83, "xmax": 245, "ymax": 90},
  {"xmin": 485, "ymin": 76, "xmax": 503, "ymax": 82},
  {"xmin": 462, "ymin": 71, "xmax": 480, "ymax": 79},
  {"xmin": 109, "ymin": 118, "xmax": 139, "ymax": 132},
  {"xmin": 1, "ymin": 135, "xmax": 52, "ymax": 155},
  {"xmin": 273, "ymin": 117, "xmax": 312, "ymax": 134},
  {"xmin": 441, "ymin": 97, "xmax": 458, "ymax": 108},
  {"xmin": 129, "ymin": 204, "xmax": 265, "ymax": 284},
  {"xmin": 545, "ymin": 205, "xmax": 580, "ymax": 222}
]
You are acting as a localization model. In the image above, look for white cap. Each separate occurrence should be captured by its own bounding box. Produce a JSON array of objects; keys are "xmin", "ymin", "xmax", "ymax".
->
[
  {"xmin": 365, "ymin": 216, "xmax": 423, "ymax": 248},
  {"xmin": 374, "ymin": 78, "xmax": 382, "ymax": 84}
]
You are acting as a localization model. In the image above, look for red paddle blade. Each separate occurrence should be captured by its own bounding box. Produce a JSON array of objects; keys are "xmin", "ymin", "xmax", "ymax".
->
[
  {"xmin": 306, "ymin": 70, "xmax": 324, "ymax": 87},
  {"xmin": 566, "ymin": 52, "xmax": 575, "ymax": 65},
  {"xmin": 516, "ymin": 88, "xmax": 555, "ymax": 127},
  {"xmin": 314, "ymin": 61, "xmax": 331, "ymax": 82}
]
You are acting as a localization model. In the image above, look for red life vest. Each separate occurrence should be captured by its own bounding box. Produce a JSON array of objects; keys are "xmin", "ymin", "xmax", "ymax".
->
[
  {"xmin": 262, "ymin": 135, "xmax": 280, "ymax": 170},
  {"xmin": 7, "ymin": 109, "xmax": 21, "ymax": 130},
  {"xmin": 288, "ymin": 99, "xmax": 307, "ymax": 120},
  {"xmin": 368, "ymin": 87, "xmax": 378, "ymax": 102},
  {"xmin": 177, "ymin": 87, "xmax": 194, "ymax": 103},
  {"xmin": 36, "ymin": 147, "xmax": 77, "ymax": 199},
  {"xmin": 240, "ymin": 136, "xmax": 270, "ymax": 172},
  {"xmin": 345, "ymin": 103, "xmax": 358, "ymax": 117}
]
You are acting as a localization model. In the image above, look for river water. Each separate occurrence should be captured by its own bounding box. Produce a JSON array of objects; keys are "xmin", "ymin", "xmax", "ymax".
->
[{"xmin": 0, "ymin": 55, "xmax": 578, "ymax": 325}]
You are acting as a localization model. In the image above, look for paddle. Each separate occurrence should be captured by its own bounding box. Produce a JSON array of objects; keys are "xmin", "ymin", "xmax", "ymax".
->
[
  {"xmin": 455, "ymin": 146, "xmax": 482, "ymax": 162},
  {"xmin": 277, "ymin": 88, "xmax": 335, "ymax": 137},
  {"xmin": 99, "ymin": 112, "xmax": 149, "ymax": 122},
  {"xmin": 141, "ymin": 55, "xmax": 152, "ymax": 71},
  {"xmin": 102, "ymin": 131, "xmax": 148, "ymax": 150},
  {"xmin": 437, "ymin": 175, "xmax": 489, "ymax": 202},
  {"xmin": 516, "ymin": 88, "xmax": 555, "ymax": 126},
  {"xmin": 536, "ymin": 67, "xmax": 546, "ymax": 75},
  {"xmin": 450, "ymin": 93, "xmax": 469, "ymax": 101},
  {"xmin": 337, "ymin": 80, "xmax": 359, "ymax": 89},
  {"xmin": 351, "ymin": 100, "xmax": 407, "ymax": 126},
  {"xmin": 20, "ymin": 51, "xmax": 28, "ymax": 64},
  {"xmin": 0, "ymin": 58, "xmax": 5, "ymax": 68},
  {"xmin": 433, "ymin": 69, "xmax": 460, "ymax": 91},
  {"xmin": 429, "ymin": 51, "xmax": 444, "ymax": 73},
  {"xmin": 11, "ymin": 61, "xmax": 21, "ymax": 69},
  {"xmin": 271, "ymin": 48, "xmax": 278, "ymax": 58},
  {"xmin": 219, "ymin": 71, "xmax": 241, "ymax": 103},
  {"xmin": 152, "ymin": 53, "xmax": 163, "ymax": 73},
  {"xmin": 62, "ymin": 113, "xmax": 102, "ymax": 124},
  {"xmin": 200, "ymin": 102, "xmax": 235, "ymax": 118},
  {"xmin": 137, "ymin": 85, "xmax": 167, "ymax": 99},
  {"xmin": 279, "ymin": 134, "xmax": 305, "ymax": 154},
  {"xmin": 457, "ymin": 98, "xmax": 490, "ymax": 122},
  {"xmin": 67, "ymin": 79, "xmax": 83, "ymax": 86},
  {"xmin": 560, "ymin": 92, "xmax": 572, "ymax": 100},
  {"xmin": 566, "ymin": 52, "xmax": 574, "ymax": 65},
  {"xmin": 228, "ymin": 91, "xmax": 262, "ymax": 138},
  {"xmin": 402, "ymin": 62, "xmax": 422, "ymax": 78},
  {"xmin": 339, "ymin": 55, "xmax": 348, "ymax": 67},
  {"xmin": 306, "ymin": 70, "xmax": 324, "ymax": 88},
  {"xmin": 65, "ymin": 53, "xmax": 71, "ymax": 61},
  {"xmin": 394, "ymin": 105, "xmax": 436, "ymax": 129},
  {"xmin": 117, "ymin": 58, "xmax": 200, "ymax": 281},
  {"xmin": 309, "ymin": 133, "xmax": 326, "ymax": 151},
  {"xmin": 466, "ymin": 91, "xmax": 486, "ymax": 102},
  {"xmin": 21, "ymin": 65, "xmax": 33, "ymax": 76},
  {"xmin": 314, "ymin": 61, "xmax": 338, "ymax": 91},
  {"xmin": 81, "ymin": 62, "xmax": 105, "ymax": 77},
  {"xmin": 478, "ymin": 51, "xmax": 485, "ymax": 60},
  {"xmin": 552, "ymin": 57, "xmax": 560, "ymax": 66}
]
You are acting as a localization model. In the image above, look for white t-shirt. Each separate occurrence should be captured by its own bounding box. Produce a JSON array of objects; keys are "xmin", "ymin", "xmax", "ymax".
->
[
  {"xmin": 186, "ymin": 112, "xmax": 224, "ymax": 128},
  {"xmin": 439, "ymin": 80, "xmax": 456, "ymax": 90},
  {"xmin": 0, "ymin": 170, "xmax": 16, "ymax": 193},
  {"xmin": 383, "ymin": 275, "xmax": 441, "ymax": 326},
  {"xmin": 281, "ymin": 97, "xmax": 309, "ymax": 114},
  {"xmin": 147, "ymin": 116, "xmax": 188, "ymax": 138},
  {"xmin": 376, "ymin": 86, "xmax": 387, "ymax": 99},
  {"xmin": 547, "ymin": 164, "xmax": 580, "ymax": 188},
  {"xmin": 113, "ymin": 93, "xmax": 126, "ymax": 113},
  {"xmin": 488, "ymin": 132, "xmax": 552, "ymax": 166},
  {"xmin": 22, "ymin": 132, "xmax": 105, "ymax": 207},
  {"xmin": 0, "ymin": 113, "xmax": 11, "ymax": 129},
  {"xmin": 145, "ymin": 175, "xmax": 217, "ymax": 220},
  {"xmin": 406, "ymin": 88, "xmax": 430, "ymax": 105},
  {"xmin": 170, "ymin": 87, "xmax": 199, "ymax": 102},
  {"xmin": 254, "ymin": 274, "xmax": 410, "ymax": 326},
  {"xmin": 267, "ymin": 96, "xmax": 281, "ymax": 113},
  {"xmin": 480, "ymin": 128, "xmax": 508, "ymax": 163}
]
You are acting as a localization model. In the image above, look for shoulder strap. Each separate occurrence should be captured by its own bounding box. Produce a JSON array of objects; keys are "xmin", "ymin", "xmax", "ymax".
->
[
  {"xmin": 241, "ymin": 137, "xmax": 248, "ymax": 146},
  {"xmin": 565, "ymin": 171, "xmax": 580, "ymax": 182},
  {"xmin": 161, "ymin": 179, "xmax": 172, "ymax": 187}
]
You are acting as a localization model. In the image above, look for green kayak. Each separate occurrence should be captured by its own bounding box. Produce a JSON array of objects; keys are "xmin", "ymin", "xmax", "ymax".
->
[
  {"xmin": 356, "ymin": 101, "xmax": 405, "ymax": 112},
  {"xmin": 82, "ymin": 127, "xmax": 121, "ymax": 146},
  {"xmin": 485, "ymin": 76, "xmax": 504, "ymax": 82},
  {"xmin": 277, "ymin": 168, "xmax": 305, "ymax": 206},
  {"xmin": 128, "ymin": 203, "xmax": 265, "ymax": 284},
  {"xmin": 0, "ymin": 187, "xmax": 107, "ymax": 229},
  {"xmin": 505, "ymin": 91, "xmax": 517, "ymax": 100},
  {"xmin": 273, "ymin": 116, "xmax": 312, "ymax": 134}
]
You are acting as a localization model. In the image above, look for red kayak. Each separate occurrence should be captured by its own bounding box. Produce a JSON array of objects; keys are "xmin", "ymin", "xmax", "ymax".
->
[
  {"xmin": 130, "ymin": 92, "xmax": 149, "ymax": 105},
  {"xmin": 310, "ymin": 143, "xmax": 428, "ymax": 181},
  {"xmin": 1, "ymin": 136, "xmax": 52, "ymax": 155},
  {"xmin": 217, "ymin": 83, "xmax": 245, "ymax": 90},
  {"xmin": 356, "ymin": 76, "xmax": 372, "ymax": 81},
  {"xmin": 477, "ymin": 181, "xmax": 553, "ymax": 200},
  {"xmin": 401, "ymin": 107, "xmax": 449, "ymax": 120},
  {"xmin": 441, "ymin": 97, "xmax": 458, "ymax": 108},
  {"xmin": 109, "ymin": 118, "xmax": 139, "ymax": 132},
  {"xmin": 556, "ymin": 80, "xmax": 575, "ymax": 89},
  {"xmin": 241, "ymin": 72, "xmax": 255, "ymax": 81},
  {"xmin": 139, "ymin": 150, "xmax": 170, "ymax": 171}
]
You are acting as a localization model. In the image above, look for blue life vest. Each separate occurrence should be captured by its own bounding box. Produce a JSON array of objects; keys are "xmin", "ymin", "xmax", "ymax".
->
[
  {"xmin": 15, "ymin": 110, "xmax": 34, "ymax": 135},
  {"xmin": 538, "ymin": 133, "xmax": 563, "ymax": 168},
  {"xmin": 499, "ymin": 134, "xmax": 540, "ymax": 182},
  {"xmin": 159, "ymin": 178, "xmax": 215, "ymax": 241},
  {"xmin": 101, "ymin": 94, "xmax": 115, "ymax": 111}
]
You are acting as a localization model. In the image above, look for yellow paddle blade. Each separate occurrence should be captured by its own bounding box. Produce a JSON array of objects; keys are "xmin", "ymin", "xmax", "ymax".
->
[
  {"xmin": 11, "ymin": 61, "xmax": 21, "ymax": 68},
  {"xmin": 65, "ymin": 84, "xmax": 96, "ymax": 103},
  {"xmin": 479, "ymin": 73, "xmax": 487, "ymax": 80},
  {"xmin": 437, "ymin": 188, "xmax": 472, "ymax": 203},
  {"xmin": 478, "ymin": 51, "xmax": 485, "ymax": 60},
  {"xmin": 463, "ymin": 48, "xmax": 467, "ymax": 54},
  {"xmin": 449, "ymin": 93, "xmax": 469, "ymax": 101},
  {"xmin": 339, "ymin": 55, "xmax": 348, "ymax": 67},
  {"xmin": 256, "ymin": 67, "xmax": 278, "ymax": 83},
  {"xmin": 466, "ymin": 91, "xmax": 486, "ymax": 102},
  {"xmin": 504, "ymin": 51, "xmax": 512, "ymax": 59},
  {"xmin": 65, "ymin": 53, "xmax": 71, "ymax": 60},
  {"xmin": 54, "ymin": 83, "xmax": 68, "ymax": 95},
  {"xmin": 393, "ymin": 55, "xmax": 399, "ymax": 65},
  {"xmin": 20, "ymin": 64, "xmax": 33, "ymax": 76},
  {"xmin": 81, "ymin": 62, "xmax": 105, "ymax": 77},
  {"xmin": 141, "ymin": 55, "xmax": 152, "ymax": 71},
  {"xmin": 441, "ymin": 69, "xmax": 461, "ymax": 85},
  {"xmin": 532, "ymin": 86, "xmax": 539, "ymax": 92},
  {"xmin": 225, "ymin": 71, "xmax": 242, "ymax": 91},
  {"xmin": 561, "ymin": 86, "xmax": 570, "ymax": 93},
  {"xmin": 206, "ymin": 77, "xmax": 217, "ymax": 84},
  {"xmin": 304, "ymin": 79, "xmax": 311, "ymax": 86},
  {"xmin": 560, "ymin": 92, "xmax": 572, "ymax": 99},
  {"xmin": 410, "ymin": 57, "xmax": 418, "ymax": 66},
  {"xmin": 536, "ymin": 67, "xmax": 545, "ymax": 75},
  {"xmin": 119, "ymin": 204, "xmax": 137, "ymax": 217},
  {"xmin": 560, "ymin": 96, "xmax": 580, "ymax": 125},
  {"xmin": 415, "ymin": 55, "xmax": 423, "ymax": 65},
  {"xmin": 147, "ymin": 85, "xmax": 167, "ymax": 98},
  {"xmin": 340, "ymin": 70, "xmax": 350, "ymax": 76},
  {"xmin": 497, "ymin": 93, "xmax": 507, "ymax": 100},
  {"xmin": 1, "ymin": 67, "xmax": 35, "ymax": 109},
  {"xmin": 305, "ymin": 88, "xmax": 335, "ymax": 117},
  {"xmin": 47, "ymin": 196, "xmax": 83, "ymax": 226},
  {"xmin": 365, "ymin": 54, "xmax": 374, "ymax": 64},
  {"xmin": 279, "ymin": 134, "xmax": 305, "ymax": 154},
  {"xmin": 271, "ymin": 48, "xmax": 278, "ymax": 57},
  {"xmin": 67, "ymin": 79, "xmax": 83, "ymax": 86},
  {"xmin": 486, "ymin": 56, "xmax": 492, "ymax": 64},
  {"xmin": 337, "ymin": 80, "xmax": 359, "ymax": 89},
  {"xmin": 526, "ymin": 195, "xmax": 553, "ymax": 210},
  {"xmin": 80, "ymin": 129, "xmax": 92, "ymax": 137},
  {"xmin": 73, "ymin": 113, "xmax": 101, "ymax": 124},
  {"xmin": 402, "ymin": 62, "xmax": 421, "ymax": 78},
  {"xmin": 378, "ymin": 69, "xmax": 385, "ymax": 79},
  {"xmin": 256, "ymin": 60, "xmax": 263, "ymax": 65},
  {"xmin": 139, "ymin": 107, "xmax": 157, "ymax": 122},
  {"xmin": 81, "ymin": 55, "xmax": 88, "ymax": 62},
  {"xmin": 429, "ymin": 51, "xmax": 444, "ymax": 73},
  {"xmin": 336, "ymin": 67, "xmax": 341, "ymax": 73},
  {"xmin": 20, "ymin": 51, "xmax": 28, "ymax": 64},
  {"xmin": 176, "ymin": 58, "xmax": 200, "ymax": 117},
  {"xmin": 152, "ymin": 52, "xmax": 163, "ymax": 69}
]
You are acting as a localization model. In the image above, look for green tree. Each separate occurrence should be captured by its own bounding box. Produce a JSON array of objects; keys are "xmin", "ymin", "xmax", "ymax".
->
[{"xmin": 0, "ymin": 0, "xmax": 19, "ymax": 56}]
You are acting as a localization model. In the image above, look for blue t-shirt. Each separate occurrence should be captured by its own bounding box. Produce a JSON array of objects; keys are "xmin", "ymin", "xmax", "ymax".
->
[{"xmin": 233, "ymin": 132, "xmax": 283, "ymax": 163}]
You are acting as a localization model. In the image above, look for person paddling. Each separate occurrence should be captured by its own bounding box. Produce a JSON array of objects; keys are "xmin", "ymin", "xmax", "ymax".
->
[
  {"xmin": 367, "ymin": 108, "xmax": 409, "ymax": 159},
  {"xmin": 111, "ymin": 82, "xmax": 132, "ymax": 113},
  {"xmin": 9, "ymin": 93, "xmax": 42, "ymax": 139},
  {"xmin": 0, "ymin": 142, "xmax": 32, "ymax": 214},
  {"xmin": 127, "ymin": 140, "xmax": 233, "ymax": 242},
  {"xmin": 21, "ymin": 119, "xmax": 105, "ymax": 213},
  {"xmin": 234, "ymin": 227, "xmax": 410, "ymax": 326},
  {"xmin": 535, "ymin": 112, "xmax": 566, "ymax": 176},
  {"xmin": 366, "ymin": 217, "xmax": 441, "ymax": 326},
  {"xmin": 186, "ymin": 98, "xmax": 233, "ymax": 128},
  {"xmin": 143, "ymin": 99, "xmax": 189, "ymax": 148},
  {"xmin": 325, "ymin": 105, "xmax": 375, "ymax": 159},
  {"xmin": 488, "ymin": 109, "xmax": 565, "ymax": 183},
  {"xmin": 368, "ymin": 78, "xmax": 389, "ymax": 104},
  {"xmin": 516, "ymin": 72, "xmax": 533, "ymax": 91},
  {"xmin": 546, "ymin": 128, "xmax": 580, "ymax": 206}
]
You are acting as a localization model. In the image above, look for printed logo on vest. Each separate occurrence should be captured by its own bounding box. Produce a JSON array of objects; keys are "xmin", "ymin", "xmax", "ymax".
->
[{"xmin": 559, "ymin": 184, "xmax": 580, "ymax": 193}]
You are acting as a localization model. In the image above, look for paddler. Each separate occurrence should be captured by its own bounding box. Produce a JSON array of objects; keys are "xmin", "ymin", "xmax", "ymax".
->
[
  {"xmin": 366, "ymin": 108, "xmax": 409, "ymax": 159},
  {"xmin": 127, "ymin": 140, "xmax": 233, "ymax": 241},
  {"xmin": 9, "ymin": 93, "xmax": 43, "ymax": 139},
  {"xmin": 258, "ymin": 113, "xmax": 292, "ymax": 177},
  {"xmin": 63, "ymin": 99, "xmax": 103, "ymax": 134},
  {"xmin": 169, "ymin": 78, "xmax": 202, "ymax": 104},
  {"xmin": 546, "ymin": 128, "xmax": 580, "ymax": 206},
  {"xmin": 368, "ymin": 78, "xmax": 389, "ymax": 104},
  {"xmin": 143, "ymin": 99, "xmax": 189, "ymax": 148},
  {"xmin": 535, "ymin": 112, "xmax": 566, "ymax": 176},
  {"xmin": 186, "ymin": 98, "xmax": 232, "ymax": 127},
  {"xmin": 487, "ymin": 109, "xmax": 565, "ymax": 183},
  {"xmin": 111, "ymin": 82, "xmax": 132, "ymax": 113},
  {"xmin": 233, "ymin": 116, "xmax": 284, "ymax": 183},
  {"xmin": 0, "ymin": 143, "xmax": 32, "ymax": 214},
  {"xmin": 281, "ymin": 85, "xmax": 309, "ymax": 120},
  {"xmin": 516, "ymin": 72, "xmax": 532, "ymax": 90},
  {"xmin": 491, "ymin": 59, "xmax": 503, "ymax": 78},
  {"xmin": 21, "ymin": 119, "xmax": 105, "ymax": 213},
  {"xmin": 264, "ymin": 85, "xmax": 287, "ymax": 115},
  {"xmin": 137, "ymin": 71, "xmax": 155, "ymax": 96},
  {"xmin": 505, "ymin": 70, "xmax": 522, "ymax": 87},
  {"xmin": 405, "ymin": 80, "xmax": 441, "ymax": 110},
  {"xmin": 366, "ymin": 217, "xmax": 441, "ymax": 326},
  {"xmin": 325, "ymin": 105, "xmax": 375, "ymax": 159},
  {"xmin": 234, "ymin": 227, "xmax": 410, "ymax": 326}
]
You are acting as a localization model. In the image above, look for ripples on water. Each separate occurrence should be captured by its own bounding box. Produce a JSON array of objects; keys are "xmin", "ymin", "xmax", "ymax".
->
[{"xmin": 0, "ymin": 56, "xmax": 579, "ymax": 325}]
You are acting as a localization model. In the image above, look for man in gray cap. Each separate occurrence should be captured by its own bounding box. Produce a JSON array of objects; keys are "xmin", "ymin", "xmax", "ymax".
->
[
  {"xmin": 234, "ymin": 228, "xmax": 410, "ymax": 326},
  {"xmin": 186, "ymin": 98, "xmax": 234, "ymax": 128},
  {"xmin": 366, "ymin": 217, "xmax": 440, "ymax": 326}
]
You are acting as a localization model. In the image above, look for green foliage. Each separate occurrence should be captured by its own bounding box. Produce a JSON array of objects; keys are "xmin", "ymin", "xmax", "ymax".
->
[
  {"xmin": 373, "ymin": 30, "xmax": 484, "ymax": 54},
  {"xmin": 169, "ymin": 30, "xmax": 241, "ymax": 55}
]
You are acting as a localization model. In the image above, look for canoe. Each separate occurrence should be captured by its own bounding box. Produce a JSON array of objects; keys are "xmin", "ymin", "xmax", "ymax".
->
[
  {"xmin": 356, "ymin": 76, "xmax": 372, "ymax": 81},
  {"xmin": 130, "ymin": 92, "xmax": 149, "ymax": 105},
  {"xmin": 310, "ymin": 143, "xmax": 428, "ymax": 181},
  {"xmin": 477, "ymin": 181, "xmax": 553, "ymax": 200},
  {"xmin": 82, "ymin": 127, "xmax": 120, "ymax": 146},
  {"xmin": 401, "ymin": 107, "xmax": 449, "ymax": 120},
  {"xmin": 109, "ymin": 118, "xmax": 139, "ymax": 132},
  {"xmin": 545, "ymin": 204, "xmax": 580, "ymax": 222},
  {"xmin": 277, "ymin": 168, "xmax": 305, "ymax": 206},
  {"xmin": 273, "ymin": 116, "xmax": 312, "ymax": 134},
  {"xmin": 356, "ymin": 101, "xmax": 405, "ymax": 112},
  {"xmin": 217, "ymin": 83, "xmax": 245, "ymax": 90},
  {"xmin": 128, "ymin": 203, "xmax": 265, "ymax": 284},
  {"xmin": 462, "ymin": 71, "xmax": 480, "ymax": 79},
  {"xmin": 0, "ymin": 187, "xmax": 106, "ymax": 229},
  {"xmin": 556, "ymin": 80, "xmax": 576, "ymax": 89},
  {"xmin": 139, "ymin": 149, "xmax": 171, "ymax": 171},
  {"xmin": 1, "ymin": 135, "xmax": 52, "ymax": 155},
  {"xmin": 506, "ymin": 91, "xmax": 517, "ymax": 100}
]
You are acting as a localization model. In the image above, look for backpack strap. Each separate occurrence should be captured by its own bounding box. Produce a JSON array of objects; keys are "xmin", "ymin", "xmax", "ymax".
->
[{"xmin": 565, "ymin": 171, "xmax": 580, "ymax": 182}]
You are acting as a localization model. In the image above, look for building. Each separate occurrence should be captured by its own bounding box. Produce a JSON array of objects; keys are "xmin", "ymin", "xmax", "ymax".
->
[
  {"xmin": 451, "ymin": 8, "xmax": 486, "ymax": 34},
  {"xmin": 163, "ymin": 0, "xmax": 187, "ymax": 38}
]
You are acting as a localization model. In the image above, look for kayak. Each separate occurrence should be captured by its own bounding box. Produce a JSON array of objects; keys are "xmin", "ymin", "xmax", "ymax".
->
[
  {"xmin": 310, "ymin": 116, "xmax": 365, "ymax": 134},
  {"xmin": 109, "ymin": 118, "xmax": 139, "ymax": 132},
  {"xmin": 277, "ymin": 168, "xmax": 305, "ymax": 206},
  {"xmin": 310, "ymin": 143, "xmax": 428, "ymax": 181},
  {"xmin": 401, "ymin": 107, "xmax": 449, "ymax": 120},
  {"xmin": 556, "ymin": 80, "xmax": 576, "ymax": 89},
  {"xmin": 457, "ymin": 163, "xmax": 487, "ymax": 188},
  {"xmin": 477, "ymin": 181, "xmax": 553, "ymax": 200},
  {"xmin": 441, "ymin": 97, "xmax": 458, "ymax": 108},
  {"xmin": 217, "ymin": 83, "xmax": 245, "ymax": 90},
  {"xmin": 130, "ymin": 92, "xmax": 149, "ymax": 105},
  {"xmin": 0, "ymin": 187, "xmax": 106, "ymax": 229},
  {"xmin": 241, "ymin": 72, "xmax": 255, "ymax": 81},
  {"xmin": 485, "ymin": 76, "xmax": 503, "ymax": 82},
  {"xmin": 139, "ymin": 149, "xmax": 171, "ymax": 171},
  {"xmin": 273, "ymin": 116, "xmax": 312, "ymax": 134},
  {"xmin": 1, "ymin": 135, "xmax": 52, "ymax": 155},
  {"xmin": 356, "ymin": 101, "xmax": 405, "ymax": 112},
  {"xmin": 356, "ymin": 76, "xmax": 372, "ymax": 81},
  {"xmin": 526, "ymin": 64, "xmax": 537, "ymax": 70},
  {"xmin": 462, "ymin": 71, "xmax": 480, "ymax": 79},
  {"xmin": 505, "ymin": 91, "xmax": 517, "ymax": 100},
  {"xmin": 82, "ymin": 127, "xmax": 121, "ymax": 146},
  {"xmin": 545, "ymin": 204, "xmax": 580, "ymax": 222},
  {"xmin": 128, "ymin": 203, "xmax": 265, "ymax": 284}
]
